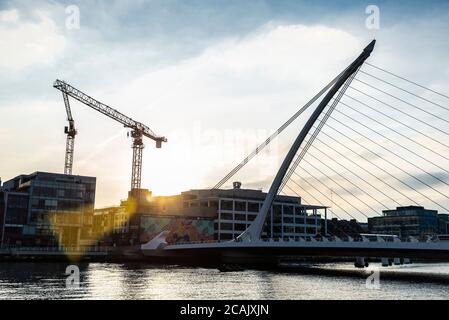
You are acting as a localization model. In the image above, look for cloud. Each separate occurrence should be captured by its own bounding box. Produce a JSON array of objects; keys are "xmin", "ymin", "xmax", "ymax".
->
[
  {"xmin": 0, "ymin": 8, "xmax": 66, "ymax": 70},
  {"xmin": 0, "ymin": 9, "xmax": 19, "ymax": 22},
  {"xmin": 2, "ymin": 1, "xmax": 449, "ymax": 210},
  {"xmin": 102, "ymin": 23, "xmax": 361, "ymax": 195}
]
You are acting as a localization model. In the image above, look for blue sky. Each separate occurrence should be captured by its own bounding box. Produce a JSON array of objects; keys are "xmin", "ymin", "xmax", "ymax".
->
[{"xmin": 1, "ymin": 0, "xmax": 449, "ymax": 218}]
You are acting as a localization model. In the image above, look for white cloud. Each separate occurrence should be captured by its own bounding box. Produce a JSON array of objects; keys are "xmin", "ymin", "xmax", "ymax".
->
[
  {"xmin": 104, "ymin": 23, "xmax": 362, "ymax": 195},
  {"xmin": 0, "ymin": 9, "xmax": 19, "ymax": 23},
  {"xmin": 0, "ymin": 9, "xmax": 66, "ymax": 70}
]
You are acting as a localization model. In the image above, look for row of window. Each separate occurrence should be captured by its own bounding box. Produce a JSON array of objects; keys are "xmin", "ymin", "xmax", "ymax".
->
[
  {"xmin": 220, "ymin": 200, "xmax": 308, "ymax": 215},
  {"xmin": 219, "ymin": 212, "xmax": 317, "ymax": 224},
  {"xmin": 216, "ymin": 222, "xmax": 318, "ymax": 233}
]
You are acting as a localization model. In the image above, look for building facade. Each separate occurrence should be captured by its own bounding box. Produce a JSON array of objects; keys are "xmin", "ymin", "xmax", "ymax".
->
[
  {"xmin": 181, "ymin": 188, "xmax": 324, "ymax": 241},
  {"xmin": 94, "ymin": 184, "xmax": 325, "ymax": 245},
  {"xmin": 93, "ymin": 205, "xmax": 130, "ymax": 246},
  {"xmin": 438, "ymin": 214, "xmax": 449, "ymax": 235},
  {"xmin": 1, "ymin": 172, "xmax": 96, "ymax": 248},
  {"xmin": 321, "ymin": 218, "xmax": 365, "ymax": 238},
  {"xmin": 368, "ymin": 206, "xmax": 447, "ymax": 240}
]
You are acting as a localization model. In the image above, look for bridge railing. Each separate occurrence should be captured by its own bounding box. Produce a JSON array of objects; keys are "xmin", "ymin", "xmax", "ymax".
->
[
  {"xmin": 166, "ymin": 235, "xmax": 445, "ymax": 246},
  {"xmin": 0, "ymin": 246, "xmax": 111, "ymax": 253}
]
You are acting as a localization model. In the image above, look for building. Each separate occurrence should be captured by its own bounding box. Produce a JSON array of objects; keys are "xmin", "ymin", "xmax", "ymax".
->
[
  {"xmin": 321, "ymin": 218, "xmax": 365, "ymax": 238},
  {"xmin": 438, "ymin": 214, "xmax": 449, "ymax": 235},
  {"xmin": 94, "ymin": 183, "xmax": 326, "ymax": 245},
  {"xmin": 93, "ymin": 205, "xmax": 130, "ymax": 246},
  {"xmin": 368, "ymin": 206, "xmax": 448, "ymax": 240},
  {"xmin": 0, "ymin": 172, "xmax": 96, "ymax": 248},
  {"xmin": 181, "ymin": 187, "xmax": 324, "ymax": 241}
]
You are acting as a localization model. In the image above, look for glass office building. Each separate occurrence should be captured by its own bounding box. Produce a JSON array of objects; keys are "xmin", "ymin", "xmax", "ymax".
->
[
  {"xmin": 1, "ymin": 172, "xmax": 96, "ymax": 247},
  {"xmin": 368, "ymin": 206, "xmax": 445, "ymax": 240}
]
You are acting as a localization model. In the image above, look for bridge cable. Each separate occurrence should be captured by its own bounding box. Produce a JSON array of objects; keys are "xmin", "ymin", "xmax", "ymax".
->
[
  {"xmin": 213, "ymin": 70, "xmax": 345, "ymax": 189},
  {"xmin": 311, "ymin": 136, "xmax": 403, "ymax": 207},
  {"xmin": 348, "ymin": 85, "xmax": 449, "ymax": 137},
  {"xmin": 359, "ymin": 69, "xmax": 449, "ymax": 113},
  {"xmin": 315, "ymin": 128, "xmax": 420, "ymax": 206},
  {"xmin": 307, "ymin": 146, "xmax": 390, "ymax": 209},
  {"xmin": 324, "ymin": 120, "xmax": 449, "ymax": 212},
  {"xmin": 354, "ymin": 78, "xmax": 449, "ymax": 126},
  {"xmin": 365, "ymin": 62, "xmax": 449, "ymax": 101},
  {"xmin": 343, "ymin": 93, "xmax": 449, "ymax": 151},
  {"xmin": 299, "ymin": 158, "xmax": 372, "ymax": 218},
  {"xmin": 331, "ymin": 108, "xmax": 449, "ymax": 199},
  {"xmin": 336, "ymin": 98, "xmax": 449, "ymax": 169},
  {"xmin": 292, "ymin": 170, "xmax": 367, "ymax": 223},
  {"xmin": 279, "ymin": 69, "xmax": 359, "ymax": 193},
  {"xmin": 283, "ymin": 183, "xmax": 357, "ymax": 238}
]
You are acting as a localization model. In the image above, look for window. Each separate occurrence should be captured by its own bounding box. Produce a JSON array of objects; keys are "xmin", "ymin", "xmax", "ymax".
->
[
  {"xmin": 221, "ymin": 233, "xmax": 233, "ymax": 240},
  {"xmin": 221, "ymin": 200, "xmax": 233, "ymax": 210},
  {"xmin": 295, "ymin": 217, "xmax": 305, "ymax": 224},
  {"xmin": 248, "ymin": 202, "xmax": 259, "ymax": 212},
  {"xmin": 295, "ymin": 227, "xmax": 305, "ymax": 233},
  {"xmin": 284, "ymin": 206, "xmax": 293, "ymax": 215},
  {"xmin": 295, "ymin": 207, "xmax": 305, "ymax": 216},
  {"xmin": 221, "ymin": 212, "xmax": 233, "ymax": 220},
  {"xmin": 273, "ymin": 214, "xmax": 282, "ymax": 224},
  {"xmin": 273, "ymin": 205, "xmax": 282, "ymax": 216},
  {"xmin": 234, "ymin": 224, "xmax": 246, "ymax": 231},
  {"xmin": 235, "ymin": 214, "xmax": 246, "ymax": 221},
  {"xmin": 306, "ymin": 227, "xmax": 317, "ymax": 234},
  {"xmin": 284, "ymin": 217, "xmax": 294, "ymax": 224},
  {"xmin": 235, "ymin": 201, "xmax": 246, "ymax": 212},
  {"xmin": 307, "ymin": 217, "xmax": 317, "ymax": 225},
  {"xmin": 220, "ymin": 223, "xmax": 233, "ymax": 231},
  {"xmin": 45, "ymin": 199, "xmax": 57, "ymax": 207}
]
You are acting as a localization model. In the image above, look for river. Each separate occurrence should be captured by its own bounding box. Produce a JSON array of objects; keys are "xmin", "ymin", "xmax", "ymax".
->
[{"xmin": 0, "ymin": 262, "xmax": 449, "ymax": 299}]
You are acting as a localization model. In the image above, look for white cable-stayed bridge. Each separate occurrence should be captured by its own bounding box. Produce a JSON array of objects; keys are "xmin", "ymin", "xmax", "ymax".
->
[{"xmin": 142, "ymin": 40, "xmax": 449, "ymax": 268}]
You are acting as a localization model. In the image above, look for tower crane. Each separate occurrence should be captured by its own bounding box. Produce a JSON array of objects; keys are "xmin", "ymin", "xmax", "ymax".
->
[
  {"xmin": 61, "ymin": 91, "xmax": 77, "ymax": 175},
  {"xmin": 53, "ymin": 79, "xmax": 167, "ymax": 190}
]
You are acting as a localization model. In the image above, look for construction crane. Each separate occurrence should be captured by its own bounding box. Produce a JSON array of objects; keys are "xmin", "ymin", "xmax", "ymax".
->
[
  {"xmin": 61, "ymin": 91, "xmax": 77, "ymax": 175},
  {"xmin": 53, "ymin": 79, "xmax": 167, "ymax": 190}
]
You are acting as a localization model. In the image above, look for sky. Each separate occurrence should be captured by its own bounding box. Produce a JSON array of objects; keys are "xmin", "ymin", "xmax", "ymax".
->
[{"xmin": 1, "ymin": 0, "xmax": 449, "ymax": 219}]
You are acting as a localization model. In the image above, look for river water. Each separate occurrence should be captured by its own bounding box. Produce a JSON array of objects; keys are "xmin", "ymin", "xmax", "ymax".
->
[{"xmin": 0, "ymin": 262, "xmax": 449, "ymax": 300}]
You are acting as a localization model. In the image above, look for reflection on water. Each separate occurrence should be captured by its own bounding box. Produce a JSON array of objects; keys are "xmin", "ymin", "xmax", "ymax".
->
[{"xmin": 1, "ymin": 262, "xmax": 449, "ymax": 299}]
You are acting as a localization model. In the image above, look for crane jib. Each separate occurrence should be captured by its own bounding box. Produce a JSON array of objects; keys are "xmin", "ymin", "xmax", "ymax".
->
[
  {"xmin": 53, "ymin": 80, "xmax": 167, "ymax": 143},
  {"xmin": 54, "ymin": 79, "xmax": 167, "ymax": 190}
]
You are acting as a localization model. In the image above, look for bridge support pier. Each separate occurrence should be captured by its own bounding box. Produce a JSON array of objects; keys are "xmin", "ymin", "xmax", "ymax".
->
[{"xmin": 355, "ymin": 257, "xmax": 368, "ymax": 268}]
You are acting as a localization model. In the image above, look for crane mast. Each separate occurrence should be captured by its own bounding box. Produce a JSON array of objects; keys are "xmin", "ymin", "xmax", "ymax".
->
[
  {"xmin": 62, "ymin": 92, "xmax": 76, "ymax": 175},
  {"xmin": 54, "ymin": 79, "xmax": 167, "ymax": 190}
]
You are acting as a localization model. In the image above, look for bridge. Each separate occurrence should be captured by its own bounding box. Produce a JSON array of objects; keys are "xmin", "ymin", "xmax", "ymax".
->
[{"xmin": 141, "ymin": 39, "xmax": 449, "ymax": 268}]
